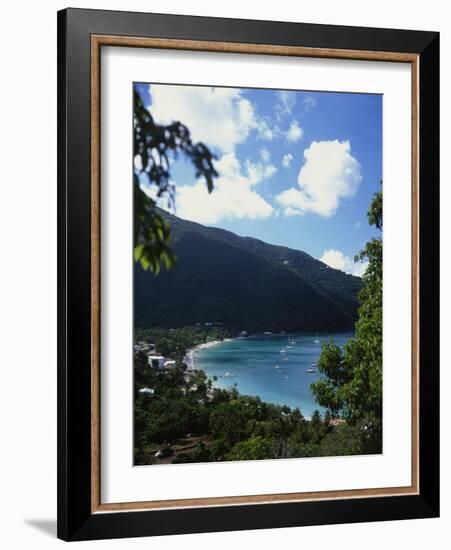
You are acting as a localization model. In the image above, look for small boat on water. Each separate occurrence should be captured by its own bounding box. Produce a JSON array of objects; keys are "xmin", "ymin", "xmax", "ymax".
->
[
  {"xmin": 223, "ymin": 371, "xmax": 235, "ymax": 378},
  {"xmin": 305, "ymin": 368, "xmax": 316, "ymax": 373},
  {"xmin": 274, "ymin": 365, "xmax": 280, "ymax": 369},
  {"xmin": 314, "ymin": 331, "xmax": 320, "ymax": 344}
]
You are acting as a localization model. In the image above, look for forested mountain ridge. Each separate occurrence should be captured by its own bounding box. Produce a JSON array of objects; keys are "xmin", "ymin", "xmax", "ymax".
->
[{"xmin": 134, "ymin": 209, "xmax": 362, "ymax": 332}]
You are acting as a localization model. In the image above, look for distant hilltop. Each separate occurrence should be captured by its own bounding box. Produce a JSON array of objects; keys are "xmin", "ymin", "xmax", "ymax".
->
[{"xmin": 134, "ymin": 209, "xmax": 362, "ymax": 332}]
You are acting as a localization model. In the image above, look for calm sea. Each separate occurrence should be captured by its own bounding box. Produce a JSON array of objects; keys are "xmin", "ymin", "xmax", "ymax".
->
[{"xmin": 194, "ymin": 332, "xmax": 354, "ymax": 418}]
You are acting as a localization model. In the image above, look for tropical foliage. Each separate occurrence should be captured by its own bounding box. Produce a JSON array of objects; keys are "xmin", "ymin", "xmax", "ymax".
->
[
  {"xmin": 134, "ymin": 328, "xmax": 364, "ymax": 465},
  {"xmin": 133, "ymin": 88, "xmax": 218, "ymax": 273},
  {"xmin": 311, "ymin": 189, "xmax": 383, "ymax": 453}
]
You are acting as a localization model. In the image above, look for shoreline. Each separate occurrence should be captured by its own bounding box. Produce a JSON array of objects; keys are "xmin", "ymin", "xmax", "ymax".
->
[
  {"xmin": 185, "ymin": 330, "xmax": 344, "ymax": 372},
  {"xmin": 184, "ymin": 331, "xmax": 353, "ymax": 418},
  {"xmin": 177, "ymin": 329, "xmax": 334, "ymax": 421},
  {"xmin": 185, "ymin": 338, "xmax": 231, "ymax": 371}
]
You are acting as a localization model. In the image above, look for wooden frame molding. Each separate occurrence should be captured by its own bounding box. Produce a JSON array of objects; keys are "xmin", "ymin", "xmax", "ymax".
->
[{"xmin": 90, "ymin": 34, "xmax": 420, "ymax": 515}]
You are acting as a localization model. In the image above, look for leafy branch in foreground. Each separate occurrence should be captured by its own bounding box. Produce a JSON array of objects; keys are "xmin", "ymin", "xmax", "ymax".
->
[
  {"xmin": 311, "ymin": 187, "xmax": 383, "ymax": 453},
  {"xmin": 133, "ymin": 88, "xmax": 218, "ymax": 273}
]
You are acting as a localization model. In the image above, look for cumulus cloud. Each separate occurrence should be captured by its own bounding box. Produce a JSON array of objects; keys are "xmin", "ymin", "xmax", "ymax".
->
[
  {"xmin": 282, "ymin": 153, "xmax": 293, "ymax": 168},
  {"xmin": 286, "ymin": 120, "xmax": 304, "ymax": 142},
  {"xmin": 352, "ymin": 261, "xmax": 369, "ymax": 277},
  {"xmin": 320, "ymin": 249, "xmax": 368, "ymax": 277},
  {"xmin": 148, "ymin": 84, "xmax": 273, "ymax": 153},
  {"xmin": 276, "ymin": 140, "xmax": 362, "ymax": 217},
  {"xmin": 173, "ymin": 152, "xmax": 274, "ymax": 224},
  {"xmin": 245, "ymin": 158, "xmax": 277, "ymax": 184}
]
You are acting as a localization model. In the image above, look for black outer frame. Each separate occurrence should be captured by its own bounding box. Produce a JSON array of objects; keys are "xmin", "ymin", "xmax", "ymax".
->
[{"xmin": 57, "ymin": 8, "xmax": 439, "ymax": 542}]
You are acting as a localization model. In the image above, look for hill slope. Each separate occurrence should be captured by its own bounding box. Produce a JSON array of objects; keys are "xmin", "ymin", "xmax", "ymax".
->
[{"xmin": 134, "ymin": 210, "xmax": 362, "ymax": 332}]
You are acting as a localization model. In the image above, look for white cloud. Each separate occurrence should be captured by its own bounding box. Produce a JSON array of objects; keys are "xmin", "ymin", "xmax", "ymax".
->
[
  {"xmin": 148, "ymin": 84, "xmax": 271, "ymax": 153},
  {"xmin": 276, "ymin": 91, "xmax": 296, "ymax": 119},
  {"xmin": 260, "ymin": 148, "xmax": 270, "ymax": 163},
  {"xmin": 352, "ymin": 261, "xmax": 369, "ymax": 277},
  {"xmin": 254, "ymin": 117, "xmax": 275, "ymax": 141},
  {"xmin": 276, "ymin": 140, "xmax": 362, "ymax": 217},
  {"xmin": 286, "ymin": 120, "xmax": 304, "ymax": 142},
  {"xmin": 245, "ymin": 159, "xmax": 277, "ymax": 184},
  {"xmin": 282, "ymin": 206, "xmax": 301, "ymax": 217},
  {"xmin": 319, "ymin": 249, "xmax": 368, "ymax": 278},
  {"xmin": 282, "ymin": 153, "xmax": 293, "ymax": 168},
  {"xmin": 173, "ymin": 152, "xmax": 274, "ymax": 224},
  {"xmin": 303, "ymin": 95, "xmax": 317, "ymax": 112}
]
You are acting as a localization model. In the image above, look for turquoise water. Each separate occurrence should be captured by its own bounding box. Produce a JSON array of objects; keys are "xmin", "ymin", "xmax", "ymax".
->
[{"xmin": 194, "ymin": 332, "xmax": 354, "ymax": 418}]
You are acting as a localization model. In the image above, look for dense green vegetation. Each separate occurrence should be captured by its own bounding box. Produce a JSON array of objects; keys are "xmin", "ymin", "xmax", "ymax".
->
[
  {"xmin": 134, "ymin": 327, "xmax": 364, "ymax": 465},
  {"xmin": 135, "ymin": 326, "xmax": 229, "ymax": 364},
  {"xmin": 134, "ymin": 190, "xmax": 383, "ymax": 464},
  {"xmin": 134, "ymin": 209, "xmax": 362, "ymax": 333},
  {"xmin": 133, "ymin": 83, "xmax": 383, "ymax": 463},
  {"xmin": 311, "ymin": 189, "xmax": 383, "ymax": 454}
]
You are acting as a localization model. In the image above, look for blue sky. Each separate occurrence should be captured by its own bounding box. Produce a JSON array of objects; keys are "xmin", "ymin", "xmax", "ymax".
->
[{"xmin": 135, "ymin": 83, "xmax": 382, "ymax": 276}]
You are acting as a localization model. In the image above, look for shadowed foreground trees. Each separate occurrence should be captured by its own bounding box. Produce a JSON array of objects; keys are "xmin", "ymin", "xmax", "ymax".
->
[
  {"xmin": 134, "ymin": 327, "xmax": 367, "ymax": 465},
  {"xmin": 311, "ymin": 188, "xmax": 383, "ymax": 454}
]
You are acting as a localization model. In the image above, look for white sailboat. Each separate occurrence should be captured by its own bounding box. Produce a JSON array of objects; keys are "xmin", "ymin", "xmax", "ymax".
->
[{"xmin": 314, "ymin": 331, "xmax": 320, "ymax": 344}]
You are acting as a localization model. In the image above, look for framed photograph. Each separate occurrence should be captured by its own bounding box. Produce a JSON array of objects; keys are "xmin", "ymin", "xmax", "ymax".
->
[{"xmin": 57, "ymin": 8, "xmax": 439, "ymax": 541}]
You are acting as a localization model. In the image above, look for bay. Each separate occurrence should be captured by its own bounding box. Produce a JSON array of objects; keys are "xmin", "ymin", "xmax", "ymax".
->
[{"xmin": 194, "ymin": 332, "xmax": 354, "ymax": 418}]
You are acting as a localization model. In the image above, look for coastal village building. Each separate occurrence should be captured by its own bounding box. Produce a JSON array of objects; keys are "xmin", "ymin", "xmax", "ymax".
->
[
  {"xmin": 138, "ymin": 388, "xmax": 155, "ymax": 395},
  {"xmin": 164, "ymin": 360, "xmax": 176, "ymax": 369},
  {"xmin": 147, "ymin": 354, "xmax": 165, "ymax": 368}
]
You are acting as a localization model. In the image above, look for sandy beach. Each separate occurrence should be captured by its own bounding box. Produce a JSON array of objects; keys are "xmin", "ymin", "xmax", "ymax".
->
[{"xmin": 184, "ymin": 339, "xmax": 225, "ymax": 371}]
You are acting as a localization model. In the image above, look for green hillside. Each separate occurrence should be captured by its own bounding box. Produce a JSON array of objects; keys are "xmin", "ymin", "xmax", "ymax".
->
[{"xmin": 134, "ymin": 210, "xmax": 362, "ymax": 332}]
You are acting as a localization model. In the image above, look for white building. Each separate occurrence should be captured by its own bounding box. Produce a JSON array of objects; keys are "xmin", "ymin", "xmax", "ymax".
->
[
  {"xmin": 138, "ymin": 387, "xmax": 155, "ymax": 395},
  {"xmin": 164, "ymin": 360, "xmax": 176, "ymax": 369},
  {"xmin": 147, "ymin": 354, "xmax": 165, "ymax": 368}
]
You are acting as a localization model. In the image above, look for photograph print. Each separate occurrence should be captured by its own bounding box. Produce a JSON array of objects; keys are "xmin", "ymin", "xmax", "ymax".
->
[{"xmin": 133, "ymin": 82, "xmax": 382, "ymax": 466}]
